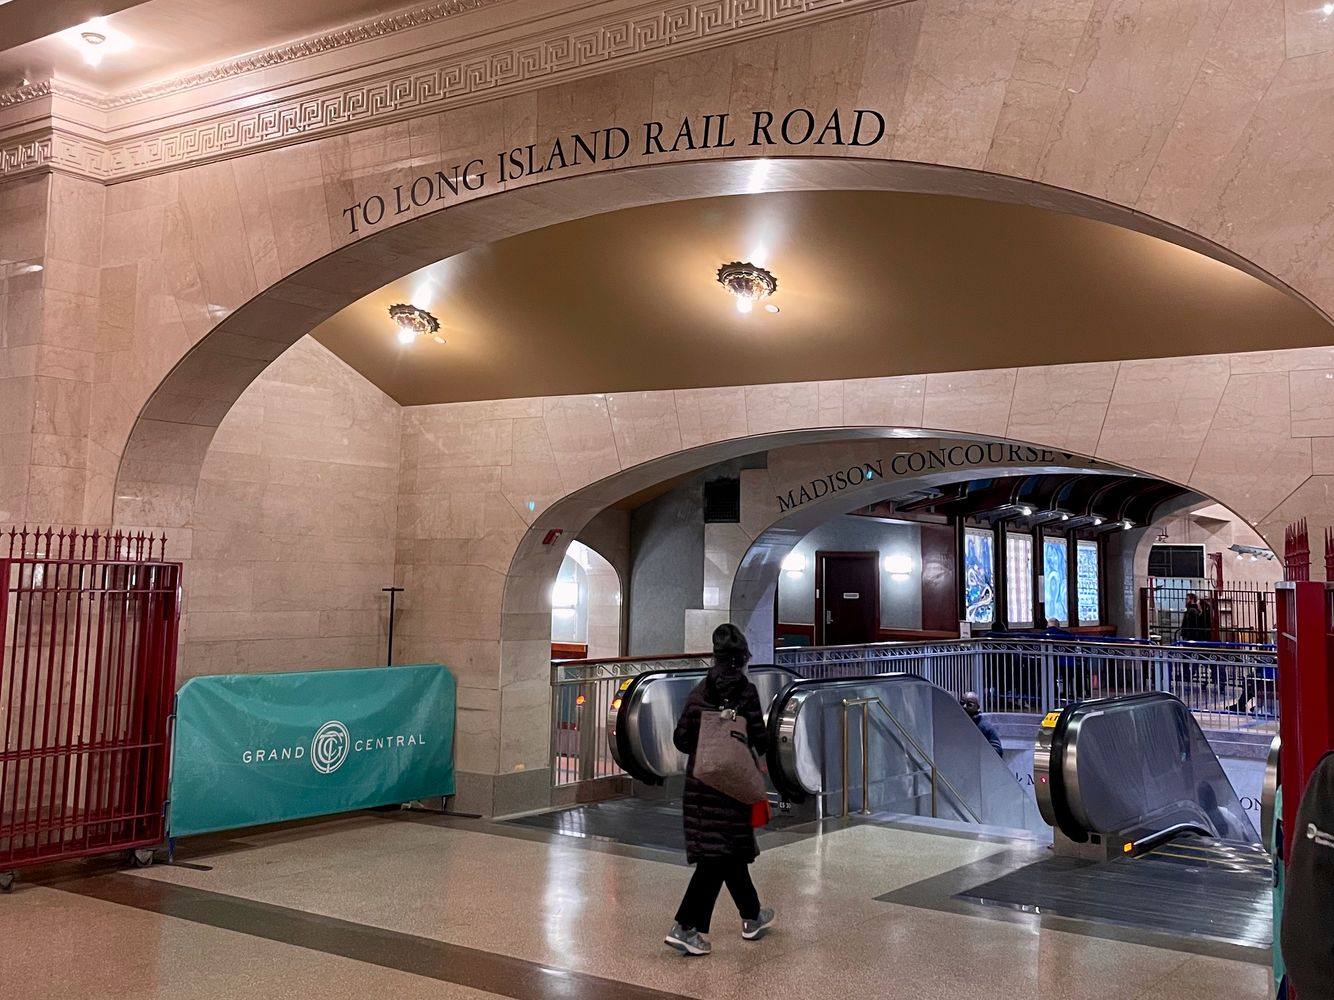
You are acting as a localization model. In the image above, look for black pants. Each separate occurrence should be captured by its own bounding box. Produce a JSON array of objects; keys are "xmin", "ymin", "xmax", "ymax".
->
[{"xmin": 674, "ymin": 859, "xmax": 760, "ymax": 933}]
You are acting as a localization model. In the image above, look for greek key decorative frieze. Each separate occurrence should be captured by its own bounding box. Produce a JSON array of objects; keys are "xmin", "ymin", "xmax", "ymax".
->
[
  {"xmin": 0, "ymin": 136, "xmax": 51, "ymax": 173},
  {"xmin": 0, "ymin": 0, "xmax": 906, "ymax": 183}
]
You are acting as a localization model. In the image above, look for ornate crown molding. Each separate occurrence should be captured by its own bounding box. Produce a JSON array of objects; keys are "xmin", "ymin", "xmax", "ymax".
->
[
  {"xmin": 1, "ymin": 0, "xmax": 910, "ymax": 183},
  {"xmin": 102, "ymin": 0, "xmax": 502, "ymax": 110},
  {"xmin": 0, "ymin": 79, "xmax": 54, "ymax": 110},
  {"xmin": 0, "ymin": 0, "xmax": 504, "ymax": 112}
]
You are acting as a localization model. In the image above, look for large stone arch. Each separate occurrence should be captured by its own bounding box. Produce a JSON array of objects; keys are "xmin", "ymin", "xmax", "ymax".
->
[{"xmin": 111, "ymin": 154, "xmax": 1333, "ymax": 540}]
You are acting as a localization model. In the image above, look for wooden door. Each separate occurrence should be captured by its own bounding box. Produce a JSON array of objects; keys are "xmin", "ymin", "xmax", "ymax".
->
[{"xmin": 817, "ymin": 551, "xmax": 879, "ymax": 645}]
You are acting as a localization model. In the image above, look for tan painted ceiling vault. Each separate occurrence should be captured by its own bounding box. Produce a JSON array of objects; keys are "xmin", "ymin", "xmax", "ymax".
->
[{"xmin": 311, "ymin": 190, "xmax": 1334, "ymax": 407}]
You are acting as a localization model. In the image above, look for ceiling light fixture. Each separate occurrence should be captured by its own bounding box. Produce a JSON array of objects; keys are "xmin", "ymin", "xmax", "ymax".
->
[
  {"xmin": 388, "ymin": 303, "xmax": 441, "ymax": 345},
  {"xmin": 717, "ymin": 261, "xmax": 777, "ymax": 314},
  {"xmin": 69, "ymin": 18, "xmax": 129, "ymax": 68}
]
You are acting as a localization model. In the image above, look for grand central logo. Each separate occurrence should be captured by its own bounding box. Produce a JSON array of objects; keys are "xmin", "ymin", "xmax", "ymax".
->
[
  {"xmin": 311, "ymin": 720, "xmax": 350, "ymax": 774},
  {"xmin": 241, "ymin": 721, "xmax": 427, "ymax": 772}
]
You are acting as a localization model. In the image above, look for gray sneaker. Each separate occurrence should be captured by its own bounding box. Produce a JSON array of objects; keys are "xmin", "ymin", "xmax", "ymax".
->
[
  {"xmin": 664, "ymin": 922, "xmax": 712, "ymax": 956},
  {"xmin": 741, "ymin": 907, "xmax": 775, "ymax": 940}
]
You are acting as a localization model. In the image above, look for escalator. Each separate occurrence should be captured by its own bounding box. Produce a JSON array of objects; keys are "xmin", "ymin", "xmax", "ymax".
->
[
  {"xmin": 607, "ymin": 667, "xmax": 1039, "ymax": 834},
  {"xmin": 766, "ymin": 674, "xmax": 1042, "ymax": 833},
  {"xmin": 1036, "ymin": 691, "xmax": 1259, "ymax": 856},
  {"xmin": 955, "ymin": 691, "xmax": 1274, "ymax": 950},
  {"xmin": 606, "ymin": 665, "xmax": 798, "ymax": 785}
]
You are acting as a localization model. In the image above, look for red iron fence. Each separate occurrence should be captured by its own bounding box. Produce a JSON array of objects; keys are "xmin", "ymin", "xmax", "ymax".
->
[
  {"xmin": 1284, "ymin": 518, "xmax": 1310, "ymax": 581},
  {"xmin": 0, "ymin": 528, "xmax": 181, "ymax": 886}
]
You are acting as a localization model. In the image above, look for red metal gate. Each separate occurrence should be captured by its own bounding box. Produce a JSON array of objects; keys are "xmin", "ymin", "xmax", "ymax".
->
[{"xmin": 0, "ymin": 527, "xmax": 181, "ymax": 879}]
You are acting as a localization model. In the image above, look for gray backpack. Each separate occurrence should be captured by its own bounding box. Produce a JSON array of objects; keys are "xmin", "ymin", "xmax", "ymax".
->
[{"xmin": 693, "ymin": 706, "xmax": 766, "ymax": 804}]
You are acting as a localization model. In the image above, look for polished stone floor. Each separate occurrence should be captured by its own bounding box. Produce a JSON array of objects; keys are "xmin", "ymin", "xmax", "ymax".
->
[{"xmin": 2, "ymin": 811, "xmax": 1273, "ymax": 1000}]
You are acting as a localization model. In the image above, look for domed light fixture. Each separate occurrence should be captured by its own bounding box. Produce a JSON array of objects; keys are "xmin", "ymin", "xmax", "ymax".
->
[
  {"xmin": 717, "ymin": 261, "xmax": 777, "ymax": 314},
  {"xmin": 388, "ymin": 303, "xmax": 441, "ymax": 345}
]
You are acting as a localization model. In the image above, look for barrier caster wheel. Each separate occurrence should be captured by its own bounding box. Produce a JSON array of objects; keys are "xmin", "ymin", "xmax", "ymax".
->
[
  {"xmin": 131, "ymin": 849, "xmax": 155, "ymax": 869},
  {"xmin": 0, "ymin": 871, "xmax": 16, "ymax": 893}
]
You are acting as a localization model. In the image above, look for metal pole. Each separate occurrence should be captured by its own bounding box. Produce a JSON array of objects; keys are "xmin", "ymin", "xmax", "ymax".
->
[
  {"xmin": 841, "ymin": 701, "xmax": 850, "ymax": 818},
  {"xmin": 930, "ymin": 761, "xmax": 938, "ymax": 818},
  {"xmin": 860, "ymin": 705, "xmax": 870, "ymax": 816},
  {"xmin": 382, "ymin": 586, "xmax": 404, "ymax": 666}
]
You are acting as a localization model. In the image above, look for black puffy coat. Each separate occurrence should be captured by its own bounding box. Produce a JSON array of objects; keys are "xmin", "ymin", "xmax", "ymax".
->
[
  {"xmin": 1281, "ymin": 751, "xmax": 1334, "ymax": 998},
  {"xmin": 674, "ymin": 666, "xmax": 767, "ymax": 864}
]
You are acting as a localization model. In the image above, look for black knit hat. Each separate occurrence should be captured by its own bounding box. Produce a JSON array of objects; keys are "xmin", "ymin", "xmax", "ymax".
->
[{"xmin": 712, "ymin": 622, "xmax": 750, "ymax": 670}]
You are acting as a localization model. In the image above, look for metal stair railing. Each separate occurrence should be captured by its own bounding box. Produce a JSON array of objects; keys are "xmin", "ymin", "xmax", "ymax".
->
[{"xmin": 839, "ymin": 696, "xmax": 982, "ymax": 823}]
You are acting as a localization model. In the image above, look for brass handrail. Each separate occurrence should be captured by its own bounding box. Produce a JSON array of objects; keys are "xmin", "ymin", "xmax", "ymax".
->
[{"xmin": 840, "ymin": 696, "xmax": 983, "ymax": 823}]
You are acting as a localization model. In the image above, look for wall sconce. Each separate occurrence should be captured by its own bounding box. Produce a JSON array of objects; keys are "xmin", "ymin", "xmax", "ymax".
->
[
  {"xmin": 781, "ymin": 552, "xmax": 805, "ymax": 577},
  {"xmin": 882, "ymin": 554, "xmax": 913, "ymax": 578}
]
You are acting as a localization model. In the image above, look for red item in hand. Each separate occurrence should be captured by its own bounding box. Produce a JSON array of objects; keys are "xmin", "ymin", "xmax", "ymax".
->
[{"xmin": 751, "ymin": 799, "xmax": 772, "ymax": 828}]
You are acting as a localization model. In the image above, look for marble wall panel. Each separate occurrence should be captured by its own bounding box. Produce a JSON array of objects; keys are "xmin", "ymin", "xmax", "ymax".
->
[
  {"xmin": 1095, "ymin": 356, "xmax": 1231, "ymax": 484},
  {"xmin": 892, "ymin": 0, "xmax": 1029, "ymax": 168},
  {"xmin": 985, "ymin": 0, "xmax": 1097, "ymax": 178},
  {"xmin": 1007, "ymin": 362, "xmax": 1117, "ymax": 455},
  {"xmin": 1289, "ymin": 368, "xmax": 1334, "ymax": 437},
  {"xmin": 1191, "ymin": 372, "xmax": 1312, "ymax": 519},
  {"xmin": 674, "ymin": 387, "xmax": 749, "ymax": 450},
  {"xmin": 1136, "ymin": 0, "xmax": 1286, "ymax": 227},
  {"xmin": 1038, "ymin": 0, "xmax": 1231, "ymax": 206},
  {"xmin": 179, "ymin": 338, "xmax": 400, "ymax": 679},
  {"xmin": 606, "ymin": 391, "xmax": 682, "ymax": 469},
  {"xmin": 922, "ymin": 369, "xmax": 1016, "ymax": 436},
  {"xmin": 744, "ymin": 382, "xmax": 820, "ymax": 436}
]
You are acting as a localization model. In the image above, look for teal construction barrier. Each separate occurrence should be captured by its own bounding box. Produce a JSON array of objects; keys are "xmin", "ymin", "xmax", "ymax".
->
[{"xmin": 169, "ymin": 664, "xmax": 456, "ymax": 838}]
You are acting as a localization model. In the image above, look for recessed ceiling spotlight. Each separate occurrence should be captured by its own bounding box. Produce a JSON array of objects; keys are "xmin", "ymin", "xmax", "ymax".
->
[
  {"xmin": 764, "ymin": 303, "xmax": 780, "ymax": 314},
  {"xmin": 717, "ymin": 261, "xmax": 777, "ymax": 314},
  {"xmin": 388, "ymin": 303, "xmax": 441, "ymax": 345},
  {"xmin": 81, "ymin": 31, "xmax": 107, "ymax": 45}
]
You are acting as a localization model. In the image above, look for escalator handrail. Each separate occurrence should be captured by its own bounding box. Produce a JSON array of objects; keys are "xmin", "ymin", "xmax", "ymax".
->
[{"xmin": 1261, "ymin": 735, "xmax": 1281, "ymax": 854}]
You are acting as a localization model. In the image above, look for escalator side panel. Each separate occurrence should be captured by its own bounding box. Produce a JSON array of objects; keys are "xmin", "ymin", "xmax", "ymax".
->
[{"xmin": 766, "ymin": 673, "xmax": 1041, "ymax": 832}]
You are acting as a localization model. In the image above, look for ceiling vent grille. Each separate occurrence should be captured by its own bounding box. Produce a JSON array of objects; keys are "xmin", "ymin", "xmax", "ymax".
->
[{"xmin": 704, "ymin": 479, "xmax": 741, "ymax": 523}]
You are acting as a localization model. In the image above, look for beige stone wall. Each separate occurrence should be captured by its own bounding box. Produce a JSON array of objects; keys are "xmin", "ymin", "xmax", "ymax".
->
[
  {"xmin": 0, "ymin": 173, "xmax": 105, "ymax": 527},
  {"xmin": 181, "ymin": 338, "xmax": 400, "ymax": 679}
]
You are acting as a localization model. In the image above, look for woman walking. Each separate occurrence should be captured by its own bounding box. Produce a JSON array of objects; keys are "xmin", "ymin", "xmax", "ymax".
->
[{"xmin": 664, "ymin": 623, "xmax": 775, "ymax": 956}]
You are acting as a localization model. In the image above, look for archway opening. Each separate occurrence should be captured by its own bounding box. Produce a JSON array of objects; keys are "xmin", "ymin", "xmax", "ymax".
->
[{"xmin": 550, "ymin": 541, "xmax": 622, "ymax": 661}]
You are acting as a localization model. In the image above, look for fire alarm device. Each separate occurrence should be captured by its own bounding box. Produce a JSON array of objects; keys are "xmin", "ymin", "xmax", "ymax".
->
[{"xmin": 542, "ymin": 529, "xmax": 564, "ymax": 546}]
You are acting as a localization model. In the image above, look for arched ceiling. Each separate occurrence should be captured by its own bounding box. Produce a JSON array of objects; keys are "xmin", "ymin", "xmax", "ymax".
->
[
  {"xmin": 850, "ymin": 473, "xmax": 1195, "ymax": 529},
  {"xmin": 310, "ymin": 189, "xmax": 1333, "ymax": 406}
]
